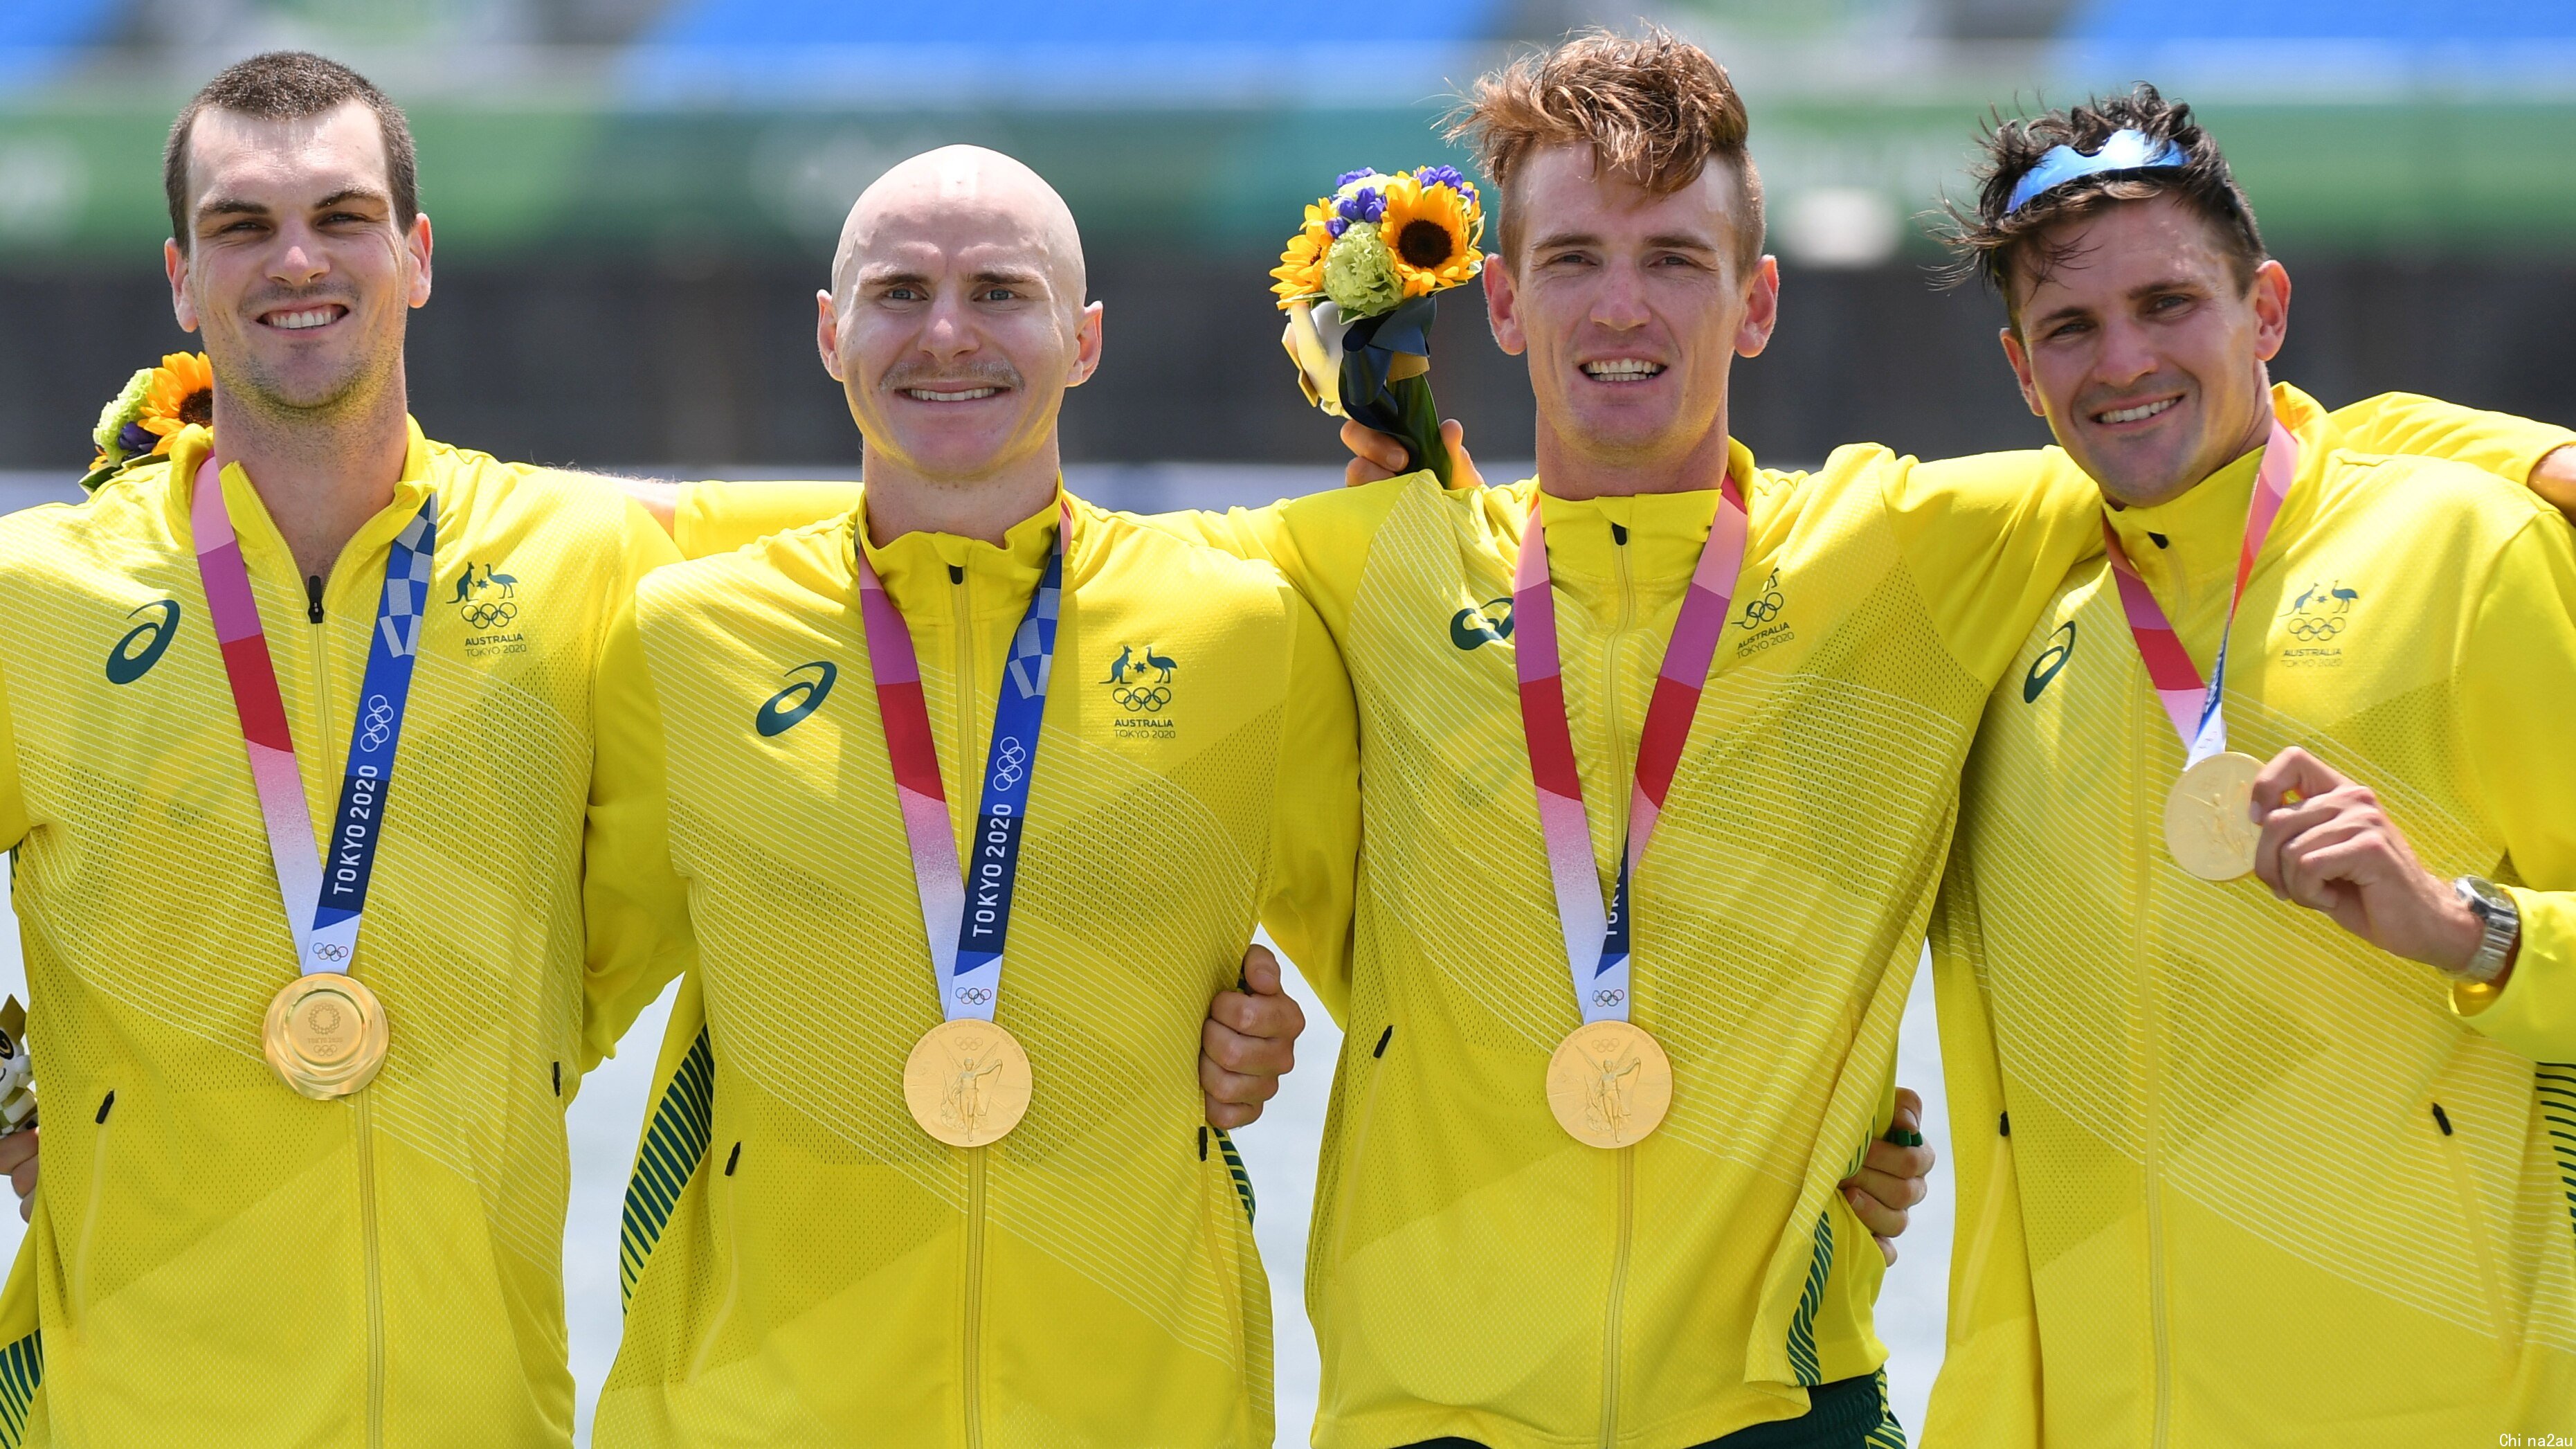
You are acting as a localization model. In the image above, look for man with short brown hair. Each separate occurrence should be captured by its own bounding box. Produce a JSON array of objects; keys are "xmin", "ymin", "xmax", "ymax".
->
[{"xmin": 1924, "ymin": 85, "xmax": 2576, "ymax": 1447}]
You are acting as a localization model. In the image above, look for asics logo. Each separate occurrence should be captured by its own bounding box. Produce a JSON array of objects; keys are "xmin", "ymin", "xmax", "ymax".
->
[
  {"xmin": 756, "ymin": 661, "xmax": 838, "ymax": 737},
  {"xmin": 990, "ymin": 737, "xmax": 1028, "ymax": 791},
  {"xmin": 1449, "ymin": 596, "xmax": 1514, "ymax": 651},
  {"xmin": 357, "ymin": 695, "xmax": 397, "ymax": 753},
  {"xmin": 105, "ymin": 599, "xmax": 181, "ymax": 684},
  {"xmin": 2023, "ymin": 622, "xmax": 2076, "ymax": 703}
]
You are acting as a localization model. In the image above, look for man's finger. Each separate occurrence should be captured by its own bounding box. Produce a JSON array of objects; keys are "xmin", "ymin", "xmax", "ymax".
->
[
  {"xmin": 1204, "ymin": 1018, "xmax": 1295, "ymax": 1078},
  {"xmin": 2251, "ymin": 795, "xmax": 2344, "ymax": 894},
  {"xmin": 2250, "ymin": 746, "xmax": 2342, "ymax": 814},
  {"xmin": 1889, "ymin": 1086, "xmax": 1923, "ymax": 1138},
  {"xmin": 1207, "ymin": 984, "xmax": 1303, "ymax": 1041},
  {"xmin": 1199, "ymin": 1054, "xmax": 1283, "ymax": 1108},
  {"xmin": 1872, "ymin": 1234, "xmax": 1897, "ymax": 1267},
  {"xmin": 1204, "ymin": 1095, "xmax": 1260, "ymax": 1129},
  {"xmin": 1844, "ymin": 1185, "xmax": 1909, "ymax": 1241},
  {"xmin": 1842, "ymin": 1166, "xmax": 1925, "ymax": 1212},
  {"xmin": 1240, "ymin": 944, "xmax": 1282, "ymax": 997},
  {"xmin": 7, "ymin": 1160, "xmax": 31, "ymax": 1200}
]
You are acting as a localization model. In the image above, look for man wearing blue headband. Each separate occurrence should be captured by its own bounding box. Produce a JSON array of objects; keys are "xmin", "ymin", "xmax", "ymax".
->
[{"xmin": 1924, "ymin": 85, "xmax": 2576, "ymax": 1445}]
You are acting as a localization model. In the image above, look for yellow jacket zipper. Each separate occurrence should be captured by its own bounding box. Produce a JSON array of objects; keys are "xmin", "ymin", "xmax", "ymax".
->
[
  {"xmin": 307, "ymin": 564, "xmax": 387, "ymax": 1449},
  {"xmin": 1595, "ymin": 519, "xmax": 1638, "ymax": 1448},
  {"xmin": 2133, "ymin": 700, "xmax": 2172, "ymax": 1449},
  {"xmin": 950, "ymin": 564, "xmax": 990, "ymax": 1449}
]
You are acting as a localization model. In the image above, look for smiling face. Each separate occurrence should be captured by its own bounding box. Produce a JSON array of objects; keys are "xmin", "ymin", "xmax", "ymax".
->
[
  {"xmin": 817, "ymin": 147, "xmax": 1100, "ymax": 489},
  {"xmin": 165, "ymin": 102, "xmax": 430, "ymax": 422},
  {"xmin": 1485, "ymin": 143, "xmax": 1777, "ymax": 496},
  {"xmin": 1999, "ymin": 192, "xmax": 2289, "ymax": 508}
]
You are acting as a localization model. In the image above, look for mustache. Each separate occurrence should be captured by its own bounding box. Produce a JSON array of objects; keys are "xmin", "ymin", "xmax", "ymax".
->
[
  {"xmin": 244, "ymin": 285, "xmax": 355, "ymax": 314},
  {"xmin": 880, "ymin": 359, "xmax": 1022, "ymax": 393}
]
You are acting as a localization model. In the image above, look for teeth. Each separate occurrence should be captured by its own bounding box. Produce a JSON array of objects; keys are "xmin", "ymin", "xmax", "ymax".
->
[
  {"xmin": 904, "ymin": 387, "xmax": 998, "ymax": 402},
  {"xmin": 1581, "ymin": 359, "xmax": 1663, "ymax": 381},
  {"xmin": 267, "ymin": 308, "xmax": 338, "ymax": 330},
  {"xmin": 2098, "ymin": 397, "xmax": 2177, "ymax": 424}
]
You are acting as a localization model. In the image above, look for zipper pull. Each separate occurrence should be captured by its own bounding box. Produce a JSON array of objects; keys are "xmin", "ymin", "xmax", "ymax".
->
[
  {"xmin": 947, "ymin": 564, "xmax": 964, "ymax": 584},
  {"xmin": 305, "ymin": 575, "xmax": 325, "ymax": 624},
  {"xmin": 1609, "ymin": 522, "xmax": 1629, "ymax": 546}
]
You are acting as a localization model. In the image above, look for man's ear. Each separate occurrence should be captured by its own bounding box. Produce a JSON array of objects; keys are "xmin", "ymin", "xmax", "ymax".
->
[
  {"xmin": 1484, "ymin": 260, "xmax": 1525, "ymax": 357},
  {"xmin": 1065, "ymin": 300, "xmax": 1105, "ymax": 388},
  {"xmin": 405, "ymin": 213, "xmax": 433, "ymax": 308},
  {"xmin": 2248, "ymin": 258, "xmax": 2291, "ymax": 363},
  {"xmin": 815, "ymin": 289, "xmax": 844, "ymax": 381},
  {"xmin": 165, "ymin": 238, "xmax": 199, "ymax": 334},
  {"xmin": 1734, "ymin": 255, "xmax": 1779, "ymax": 359},
  {"xmin": 1998, "ymin": 326, "xmax": 2045, "ymax": 418}
]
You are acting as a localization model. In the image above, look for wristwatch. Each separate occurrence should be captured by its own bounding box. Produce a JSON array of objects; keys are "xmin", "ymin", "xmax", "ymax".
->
[{"xmin": 2451, "ymin": 876, "xmax": 2522, "ymax": 984}]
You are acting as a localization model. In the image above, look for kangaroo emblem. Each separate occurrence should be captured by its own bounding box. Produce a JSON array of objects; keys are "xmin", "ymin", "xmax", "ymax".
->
[
  {"xmin": 449, "ymin": 564, "xmax": 520, "ymax": 604},
  {"xmin": 1100, "ymin": 645, "xmax": 1135, "ymax": 685}
]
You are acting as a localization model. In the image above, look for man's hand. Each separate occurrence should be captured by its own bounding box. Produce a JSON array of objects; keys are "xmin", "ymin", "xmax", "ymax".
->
[
  {"xmin": 1339, "ymin": 419, "xmax": 1486, "ymax": 490},
  {"xmin": 0, "ymin": 1127, "xmax": 37, "ymax": 1223},
  {"xmin": 2249, "ymin": 746, "xmax": 2489, "ymax": 975},
  {"xmin": 1202, "ymin": 945, "xmax": 1306, "ymax": 1128},
  {"xmin": 1841, "ymin": 1088, "xmax": 1934, "ymax": 1266},
  {"xmin": 2531, "ymin": 444, "xmax": 2576, "ymax": 521}
]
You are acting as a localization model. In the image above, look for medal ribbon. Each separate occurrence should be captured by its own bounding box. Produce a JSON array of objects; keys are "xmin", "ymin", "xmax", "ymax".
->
[
  {"xmin": 2100, "ymin": 415, "xmax": 2297, "ymax": 764},
  {"xmin": 1515, "ymin": 478, "xmax": 1750, "ymax": 1024},
  {"xmin": 857, "ymin": 501, "xmax": 1069, "ymax": 1023},
  {"xmin": 190, "ymin": 458, "xmax": 437, "ymax": 976}
]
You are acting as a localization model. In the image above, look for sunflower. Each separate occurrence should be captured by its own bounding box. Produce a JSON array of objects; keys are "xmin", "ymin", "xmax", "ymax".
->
[
  {"xmin": 1269, "ymin": 199, "xmax": 1336, "ymax": 309},
  {"xmin": 1377, "ymin": 172, "xmax": 1485, "ymax": 298},
  {"xmin": 134, "ymin": 351, "xmax": 215, "ymax": 451},
  {"xmin": 89, "ymin": 350, "xmax": 213, "ymax": 475}
]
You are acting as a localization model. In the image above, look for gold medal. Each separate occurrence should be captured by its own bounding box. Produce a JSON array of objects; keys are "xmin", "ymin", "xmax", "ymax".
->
[
  {"xmin": 1545, "ymin": 1020, "xmax": 1672, "ymax": 1149},
  {"xmin": 2164, "ymin": 750, "xmax": 2265, "ymax": 881},
  {"xmin": 262, "ymin": 975, "xmax": 390, "ymax": 1100},
  {"xmin": 903, "ymin": 1018, "xmax": 1033, "ymax": 1146}
]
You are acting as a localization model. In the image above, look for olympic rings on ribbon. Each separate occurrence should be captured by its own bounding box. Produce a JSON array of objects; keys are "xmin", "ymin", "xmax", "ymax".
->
[
  {"xmin": 1111, "ymin": 685, "xmax": 1172, "ymax": 713},
  {"xmin": 954, "ymin": 985, "xmax": 995, "ymax": 1007},
  {"xmin": 358, "ymin": 696, "xmax": 397, "ymax": 752},
  {"xmin": 990, "ymin": 736, "xmax": 1028, "ymax": 790},
  {"xmin": 1592, "ymin": 987, "xmax": 1626, "ymax": 1009},
  {"xmin": 312, "ymin": 942, "xmax": 351, "ymax": 963}
]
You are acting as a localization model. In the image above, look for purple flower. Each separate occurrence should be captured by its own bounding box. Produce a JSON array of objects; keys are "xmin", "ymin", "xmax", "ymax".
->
[
  {"xmin": 118, "ymin": 422, "xmax": 154, "ymax": 454},
  {"xmin": 1414, "ymin": 165, "xmax": 1468, "ymax": 192},
  {"xmin": 1336, "ymin": 188, "xmax": 1384, "ymax": 225},
  {"xmin": 1326, "ymin": 216, "xmax": 1350, "ymax": 238},
  {"xmin": 1336, "ymin": 168, "xmax": 1380, "ymax": 188}
]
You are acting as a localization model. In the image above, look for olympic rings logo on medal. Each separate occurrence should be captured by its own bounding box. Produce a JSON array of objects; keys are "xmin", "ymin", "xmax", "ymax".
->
[
  {"xmin": 1110, "ymin": 685, "xmax": 1172, "ymax": 713},
  {"xmin": 1593, "ymin": 987, "xmax": 1626, "ymax": 1008},
  {"xmin": 358, "ymin": 696, "xmax": 397, "ymax": 752},
  {"xmin": 461, "ymin": 600, "xmax": 518, "ymax": 631},
  {"xmin": 954, "ymin": 985, "xmax": 994, "ymax": 1007},
  {"xmin": 311, "ymin": 942, "xmax": 350, "ymax": 963},
  {"xmin": 990, "ymin": 737, "xmax": 1027, "ymax": 791}
]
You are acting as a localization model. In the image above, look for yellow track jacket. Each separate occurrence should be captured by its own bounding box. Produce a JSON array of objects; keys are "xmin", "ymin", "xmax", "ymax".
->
[
  {"xmin": 584, "ymin": 492, "xmax": 1359, "ymax": 1447},
  {"xmin": 0, "ymin": 424, "xmax": 682, "ymax": 1448},
  {"xmin": 674, "ymin": 394, "xmax": 2569, "ymax": 1449},
  {"xmin": 1925, "ymin": 386, "xmax": 2576, "ymax": 1447}
]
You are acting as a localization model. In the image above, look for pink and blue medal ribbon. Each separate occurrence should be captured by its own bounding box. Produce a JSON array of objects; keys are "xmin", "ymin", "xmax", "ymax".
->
[
  {"xmin": 857, "ymin": 502, "xmax": 1069, "ymax": 1022},
  {"xmin": 2100, "ymin": 415, "xmax": 2297, "ymax": 764},
  {"xmin": 1516, "ymin": 478, "xmax": 1750, "ymax": 1023},
  {"xmin": 191, "ymin": 458, "xmax": 437, "ymax": 975}
]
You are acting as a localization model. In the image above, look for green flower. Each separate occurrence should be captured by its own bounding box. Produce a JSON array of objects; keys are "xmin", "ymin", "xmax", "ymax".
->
[
  {"xmin": 91, "ymin": 366, "xmax": 154, "ymax": 463},
  {"xmin": 1323, "ymin": 221, "xmax": 1404, "ymax": 318}
]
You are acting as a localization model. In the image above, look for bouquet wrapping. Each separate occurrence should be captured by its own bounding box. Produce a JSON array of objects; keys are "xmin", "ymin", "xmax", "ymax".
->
[{"xmin": 1271, "ymin": 167, "xmax": 1485, "ymax": 485}]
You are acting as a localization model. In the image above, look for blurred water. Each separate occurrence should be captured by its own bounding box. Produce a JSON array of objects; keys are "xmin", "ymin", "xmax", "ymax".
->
[{"xmin": 0, "ymin": 474, "xmax": 1955, "ymax": 1446}]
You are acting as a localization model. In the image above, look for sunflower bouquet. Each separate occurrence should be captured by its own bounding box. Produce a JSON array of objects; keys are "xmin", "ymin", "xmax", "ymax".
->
[
  {"xmin": 1271, "ymin": 165, "xmax": 1484, "ymax": 485},
  {"xmin": 80, "ymin": 350, "xmax": 213, "ymax": 492}
]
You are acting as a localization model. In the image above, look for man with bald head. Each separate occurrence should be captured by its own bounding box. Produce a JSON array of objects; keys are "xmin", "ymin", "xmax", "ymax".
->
[{"xmin": 579, "ymin": 145, "xmax": 1359, "ymax": 1445}]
